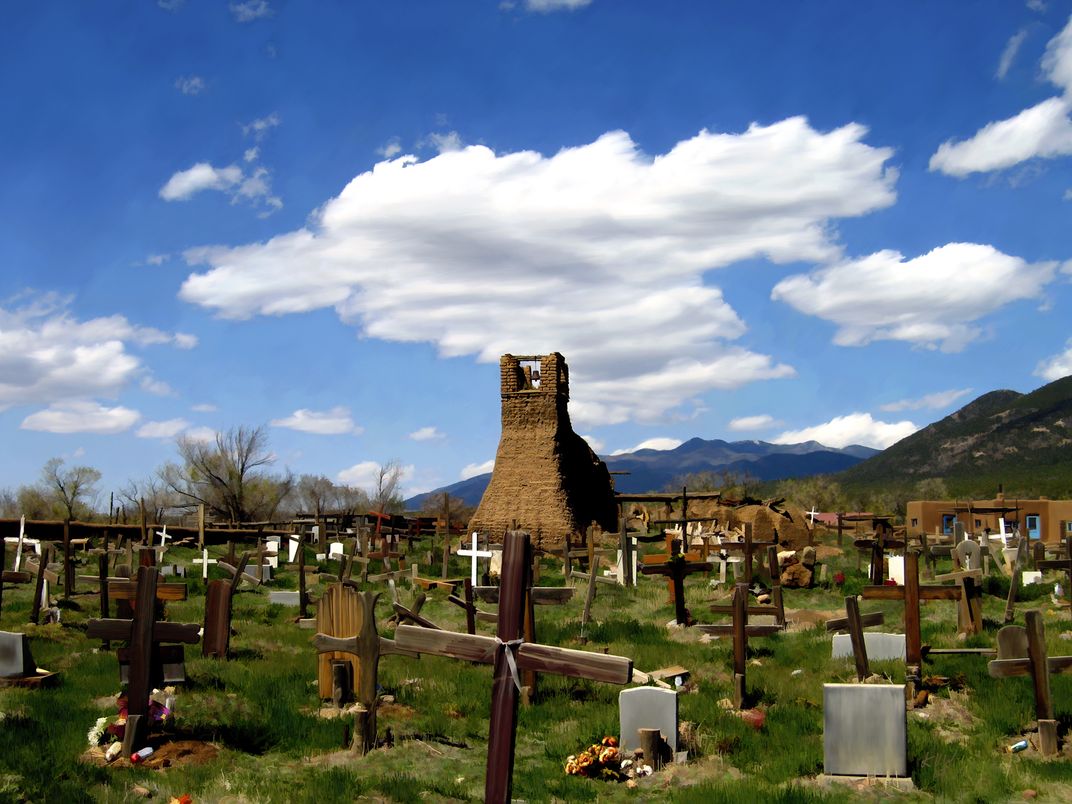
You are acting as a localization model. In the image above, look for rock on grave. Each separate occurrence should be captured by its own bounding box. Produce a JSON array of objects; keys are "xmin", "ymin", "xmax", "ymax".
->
[
  {"xmin": 619, "ymin": 687, "xmax": 678, "ymax": 754},
  {"xmin": 823, "ymin": 684, "xmax": 907, "ymax": 777},
  {"xmin": 0, "ymin": 632, "xmax": 36, "ymax": 678},
  {"xmin": 832, "ymin": 633, "xmax": 906, "ymax": 662},
  {"xmin": 781, "ymin": 561, "xmax": 812, "ymax": 589}
]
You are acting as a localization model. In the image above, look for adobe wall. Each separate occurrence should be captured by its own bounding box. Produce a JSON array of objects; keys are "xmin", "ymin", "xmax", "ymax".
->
[{"xmin": 468, "ymin": 353, "xmax": 618, "ymax": 546}]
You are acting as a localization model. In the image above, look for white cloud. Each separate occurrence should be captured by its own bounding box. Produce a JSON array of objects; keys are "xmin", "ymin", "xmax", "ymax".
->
[
  {"xmin": 136, "ymin": 418, "xmax": 190, "ymax": 439},
  {"xmin": 997, "ymin": 29, "xmax": 1029, "ymax": 80},
  {"xmin": 773, "ymin": 413, "xmax": 918, "ymax": 450},
  {"xmin": 175, "ymin": 75, "xmax": 205, "ymax": 96},
  {"xmin": 145, "ymin": 254, "xmax": 169, "ymax": 266},
  {"xmin": 21, "ymin": 401, "xmax": 140, "ymax": 434},
  {"xmin": 879, "ymin": 388, "xmax": 974, "ymax": 412},
  {"xmin": 180, "ymin": 119, "xmax": 896, "ymax": 424},
  {"xmin": 422, "ymin": 131, "xmax": 464, "ymax": 153},
  {"xmin": 244, "ymin": 147, "xmax": 260, "ymax": 163},
  {"xmin": 230, "ymin": 0, "xmax": 271, "ymax": 22},
  {"xmin": 1029, "ymin": 1, "xmax": 1047, "ymax": 12},
  {"xmin": 611, "ymin": 437, "xmax": 682, "ymax": 455},
  {"xmin": 242, "ymin": 112, "xmax": 280, "ymax": 141},
  {"xmin": 771, "ymin": 243, "xmax": 1057, "ymax": 351},
  {"xmin": 173, "ymin": 333, "xmax": 198, "ymax": 349},
  {"xmin": 931, "ymin": 16, "xmax": 1072, "ymax": 176},
  {"xmin": 160, "ymin": 163, "xmax": 242, "ymax": 201},
  {"xmin": 580, "ymin": 433, "xmax": 605, "ymax": 452},
  {"xmin": 460, "ymin": 459, "xmax": 495, "ymax": 480},
  {"xmin": 191, "ymin": 403, "xmax": 217, "ymax": 413},
  {"xmin": 184, "ymin": 426, "xmax": 217, "ymax": 442},
  {"xmin": 338, "ymin": 460, "xmax": 415, "ymax": 488},
  {"xmin": 0, "ymin": 293, "xmax": 193, "ymax": 408},
  {"xmin": 728, "ymin": 414, "xmax": 778, "ymax": 432},
  {"xmin": 408, "ymin": 426, "xmax": 444, "ymax": 441},
  {"xmin": 524, "ymin": 0, "xmax": 592, "ymax": 11},
  {"xmin": 1035, "ymin": 338, "xmax": 1072, "ymax": 380},
  {"xmin": 271, "ymin": 406, "xmax": 363, "ymax": 435},
  {"xmin": 377, "ymin": 139, "xmax": 402, "ymax": 158},
  {"xmin": 140, "ymin": 376, "xmax": 174, "ymax": 396}
]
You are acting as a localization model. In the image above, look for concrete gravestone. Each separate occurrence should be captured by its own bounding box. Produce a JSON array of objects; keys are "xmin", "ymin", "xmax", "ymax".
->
[
  {"xmin": 0, "ymin": 631, "xmax": 36, "ymax": 678},
  {"xmin": 618, "ymin": 687, "xmax": 678, "ymax": 754},
  {"xmin": 823, "ymin": 683, "xmax": 907, "ymax": 777},
  {"xmin": 832, "ymin": 632, "xmax": 906, "ymax": 662}
]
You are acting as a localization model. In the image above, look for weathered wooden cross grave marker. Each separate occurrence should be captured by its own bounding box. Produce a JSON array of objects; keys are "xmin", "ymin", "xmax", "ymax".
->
[
  {"xmin": 853, "ymin": 520, "xmax": 904, "ymax": 585},
  {"xmin": 86, "ymin": 566, "xmax": 200, "ymax": 754},
  {"xmin": 312, "ymin": 590, "xmax": 418, "ymax": 754},
  {"xmin": 640, "ymin": 546, "xmax": 709, "ymax": 626},
  {"xmin": 715, "ymin": 523, "xmax": 778, "ymax": 585},
  {"xmin": 934, "ymin": 541, "xmax": 984, "ymax": 635},
  {"xmin": 447, "ymin": 578, "xmax": 496, "ymax": 634},
  {"xmin": 696, "ymin": 582, "xmax": 782, "ymax": 708},
  {"xmin": 388, "ymin": 579, "xmax": 440, "ymax": 629},
  {"xmin": 988, "ymin": 610, "xmax": 1072, "ymax": 756},
  {"xmin": 203, "ymin": 553, "xmax": 250, "ymax": 659},
  {"xmin": 708, "ymin": 545, "xmax": 786, "ymax": 627},
  {"xmin": 394, "ymin": 531, "xmax": 633, "ymax": 803},
  {"xmin": 826, "ymin": 596, "xmax": 888, "ymax": 681}
]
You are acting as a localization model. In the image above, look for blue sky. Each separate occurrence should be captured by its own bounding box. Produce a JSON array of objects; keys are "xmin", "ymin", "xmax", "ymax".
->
[{"xmin": 3, "ymin": 0, "xmax": 1072, "ymax": 499}]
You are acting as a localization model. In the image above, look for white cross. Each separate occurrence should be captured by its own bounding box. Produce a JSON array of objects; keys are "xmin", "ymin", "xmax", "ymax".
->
[
  {"xmin": 192, "ymin": 547, "xmax": 218, "ymax": 580},
  {"xmin": 458, "ymin": 532, "xmax": 493, "ymax": 587},
  {"xmin": 807, "ymin": 506, "xmax": 819, "ymax": 524},
  {"xmin": 287, "ymin": 535, "xmax": 300, "ymax": 563},
  {"xmin": 15, "ymin": 515, "xmax": 25, "ymax": 571},
  {"xmin": 155, "ymin": 525, "xmax": 170, "ymax": 547}
]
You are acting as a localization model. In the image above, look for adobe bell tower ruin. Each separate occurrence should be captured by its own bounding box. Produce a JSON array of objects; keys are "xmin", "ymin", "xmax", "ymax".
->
[{"xmin": 468, "ymin": 353, "xmax": 618, "ymax": 545}]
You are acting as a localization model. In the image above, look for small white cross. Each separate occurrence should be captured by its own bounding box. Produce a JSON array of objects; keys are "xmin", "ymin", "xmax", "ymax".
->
[
  {"xmin": 192, "ymin": 547, "xmax": 218, "ymax": 580},
  {"xmin": 15, "ymin": 515, "xmax": 25, "ymax": 571},
  {"xmin": 807, "ymin": 506, "xmax": 819, "ymax": 524},
  {"xmin": 287, "ymin": 535, "xmax": 300, "ymax": 563},
  {"xmin": 458, "ymin": 532, "xmax": 493, "ymax": 587}
]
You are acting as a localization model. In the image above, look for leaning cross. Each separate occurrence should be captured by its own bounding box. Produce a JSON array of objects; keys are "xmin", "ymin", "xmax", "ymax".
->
[
  {"xmin": 86, "ymin": 567, "xmax": 200, "ymax": 753},
  {"xmin": 312, "ymin": 591, "xmax": 418, "ymax": 754},
  {"xmin": 458, "ymin": 532, "xmax": 493, "ymax": 587},
  {"xmin": 826, "ymin": 595, "xmax": 886, "ymax": 681},
  {"xmin": 988, "ymin": 610, "xmax": 1072, "ymax": 756},
  {"xmin": 807, "ymin": 506, "xmax": 819, "ymax": 524},
  {"xmin": 203, "ymin": 553, "xmax": 250, "ymax": 659},
  {"xmin": 395, "ymin": 531, "xmax": 633, "ymax": 804},
  {"xmin": 696, "ymin": 582, "xmax": 783, "ymax": 708},
  {"xmin": 640, "ymin": 549, "xmax": 709, "ymax": 626}
]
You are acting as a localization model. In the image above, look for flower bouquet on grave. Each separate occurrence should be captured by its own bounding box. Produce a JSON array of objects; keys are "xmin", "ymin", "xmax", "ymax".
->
[
  {"xmin": 94, "ymin": 689, "xmax": 176, "ymax": 745},
  {"xmin": 565, "ymin": 736, "xmax": 651, "ymax": 782}
]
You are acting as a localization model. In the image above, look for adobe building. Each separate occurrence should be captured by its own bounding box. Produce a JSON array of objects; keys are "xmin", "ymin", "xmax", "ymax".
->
[
  {"xmin": 468, "ymin": 353, "xmax": 618, "ymax": 545},
  {"xmin": 906, "ymin": 489, "xmax": 1072, "ymax": 544}
]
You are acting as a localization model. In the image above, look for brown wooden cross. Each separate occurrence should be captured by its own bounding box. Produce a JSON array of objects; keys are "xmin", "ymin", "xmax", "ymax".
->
[
  {"xmin": 853, "ymin": 520, "xmax": 905, "ymax": 585},
  {"xmin": 203, "ymin": 553, "xmax": 250, "ymax": 658},
  {"xmin": 715, "ymin": 523, "xmax": 777, "ymax": 584},
  {"xmin": 447, "ymin": 578, "xmax": 497, "ymax": 634},
  {"xmin": 860, "ymin": 551, "xmax": 961, "ymax": 684},
  {"xmin": 394, "ymin": 531, "xmax": 632, "ymax": 803},
  {"xmin": 388, "ymin": 579, "xmax": 441, "ymax": 629},
  {"xmin": 640, "ymin": 549, "xmax": 708, "ymax": 626},
  {"xmin": 1037, "ymin": 536, "xmax": 1072, "ymax": 618},
  {"xmin": 933, "ymin": 563, "xmax": 984, "ymax": 635},
  {"xmin": 25, "ymin": 546, "xmax": 56, "ymax": 625},
  {"xmin": 988, "ymin": 610, "xmax": 1072, "ymax": 756},
  {"xmin": 86, "ymin": 566, "xmax": 200, "ymax": 753},
  {"xmin": 708, "ymin": 544, "xmax": 786, "ymax": 625},
  {"xmin": 696, "ymin": 582, "xmax": 783, "ymax": 708},
  {"xmin": 312, "ymin": 591, "xmax": 418, "ymax": 754},
  {"xmin": 826, "ymin": 595, "xmax": 886, "ymax": 681}
]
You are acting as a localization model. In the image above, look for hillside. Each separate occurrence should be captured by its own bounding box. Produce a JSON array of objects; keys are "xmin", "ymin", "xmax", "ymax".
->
[
  {"xmin": 838, "ymin": 376, "xmax": 1072, "ymax": 497},
  {"xmin": 406, "ymin": 438, "xmax": 876, "ymax": 508}
]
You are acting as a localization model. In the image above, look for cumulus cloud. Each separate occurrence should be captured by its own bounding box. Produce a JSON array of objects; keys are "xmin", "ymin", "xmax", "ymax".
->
[
  {"xmin": 728, "ymin": 414, "xmax": 778, "ymax": 432},
  {"xmin": 997, "ymin": 29, "xmax": 1029, "ymax": 80},
  {"xmin": 0, "ymin": 293, "xmax": 195, "ymax": 409},
  {"xmin": 421, "ymin": 131, "xmax": 464, "ymax": 153},
  {"xmin": 180, "ymin": 119, "xmax": 897, "ymax": 423},
  {"xmin": 338, "ymin": 460, "xmax": 415, "ymax": 488},
  {"xmin": 175, "ymin": 75, "xmax": 205, "ymax": 96},
  {"xmin": 408, "ymin": 426, "xmax": 444, "ymax": 441},
  {"xmin": 377, "ymin": 139, "xmax": 402, "ymax": 158},
  {"xmin": 140, "ymin": 376, "xmax": 174, "ymax": 396},
  {"xmin": 21, "ymin": 401, "xmax": 140, "ymax": 434},
  {"xmin": 773, "ymin": 413, "xmax": 918, "ymax": 450},
  {"xmin": 460, "ymin": 459, "xmax": 495, "ymax": 480},
  {"xmin": 136, "ymin": 418, "xmax": 190, "ymax": 439},
  {"xmin": 271, "ymin": 406, "xmax": 363, "ymax": 435},
  {"xmin": 611, "ymin": 437, "xmax": 682, "ymax": 455},
  {"xmin": 242, "ymin": 112, "xmax": 280, "ymax": 141},
  {"xmin": 160, "ymin": 163, "xmax": 242, "ymax": 201},
  {"xmin": 1035, "ymin": 339, "xmax": 1072, "ymax": 380},
  {"xmin": 184, "ymin": 426, "xmax": 217, "ymax": 442},
  {"xmin": 580, "ymin": 434, "xmax": 605, "ymax": 452},
  {"xmin": 230, "ymin": 0, "xmax": 271, "ymax": 22},
  {"xmin": 879, "ymin": 388, "xmax": 974, "ymax": 412},
  {"xmin": 771, "ymin": 243, "xmax": 1057, "ymax": 351},
  {"xmin": 931, "ymin": 16, "xmax": 1072, "ymax": 176}
]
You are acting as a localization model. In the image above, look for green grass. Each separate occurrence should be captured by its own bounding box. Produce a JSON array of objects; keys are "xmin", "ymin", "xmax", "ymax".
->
[{"xmin": 5, "ymin": 537, "xmax": 1072, "ymax": 801}]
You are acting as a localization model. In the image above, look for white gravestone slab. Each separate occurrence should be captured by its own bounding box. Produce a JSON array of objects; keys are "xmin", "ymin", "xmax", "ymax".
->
[
  {"xmin": 1022, "ymin": 570, "xmax": 1042, "ymax": 585},
  {"xmin": 0, "ymin": 631, "xmax": 37, "ymax": 678},
  {"xmin": 832, "ymin": 632, "xmax": 906, "ymax": 662},
  {"xmin": 268, "ymin": 591, "xmax": 300, "ymax": 606},
  {"xmin": 488, "ymin": 549, "xmax": 504, "ymax": 578},
  {"xmin": 887, "ymin": 555, "xmax": 905, "ymax": 586},
  {"xmin": 619, "ymin": 687, "xmax": 678, "ymax": 753},
  {"xmin": 824, "ymin": 684, "xmax": 907, "ymax": 777},
  {"xmin": 328, "ymin": 542, "xmax": 345, "ymax": 560}
]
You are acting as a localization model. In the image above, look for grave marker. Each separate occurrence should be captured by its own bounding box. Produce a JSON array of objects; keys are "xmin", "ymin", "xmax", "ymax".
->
[
  {"xmin": 203, "ymin": 553, "xmax": 250, "ymax": 658},
  {"xmin": 823, "ymin": 684, "xmax": 907, "ymax": 777},
  {"xmin": 1037, "ymin": 536, "xmax": 1072, "ymax": 619},
  {"xmin": 619, "ymin": 686, "xmax": 678, "ymax": 755},
  {"xmin": 459, "ymin": 533, "xmax": 493, "ymax": 587}
]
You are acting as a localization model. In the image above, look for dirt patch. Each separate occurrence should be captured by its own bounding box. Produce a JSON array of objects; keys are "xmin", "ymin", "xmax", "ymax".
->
[
  {"xmin": 910, "ymin": 690, "xmax": 976, "ymax": 744},
  {"xmin": 82, "ymin": 739, "xmax": 219, "ymax": 769},
  {"xmin": 785, "ymin": 609, "xmax": 842, "ymax": 632},
  {"xmin": 814, "ymin": 545, "xmax": 843, "ymax": 561}
]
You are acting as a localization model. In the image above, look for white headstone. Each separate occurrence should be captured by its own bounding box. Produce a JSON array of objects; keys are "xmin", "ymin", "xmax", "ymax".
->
[
  {"xmin": 887, "ymin": 555, "xmax": 905, "ymax": 585},
  {"xmin": 823, "ymin": 684, "xmax": 907, "ymax": 777},
  {"xmin": 832, "ymin": 632, "xmax": 906, "ymax": 662},
  {"xmin": 328, "ymin": 542, "xmax": 345, "ymax": 560},
  {"xmin": 1022, "ymin": 570, "xmax": 1042, "ymax": 585},
  {"xmin": 488, "ymin": 549, "xmax": 504, "ymax": 578},
  {"xmin": 269, "ymin": 590, "xmax": 300, "ymax": 606},
  {"xmin": 0, "ymin": 631, "xmax": 36, "ymax": 678},
  {"xmin": 619, "ymin": 687, "xmax": 678, "ymax": 753}
]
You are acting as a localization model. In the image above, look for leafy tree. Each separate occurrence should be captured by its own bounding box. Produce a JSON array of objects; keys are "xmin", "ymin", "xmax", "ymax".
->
[
  {"xmin": 160, "ymin": 425, "xmax": 293, "ymax": 523},
  {"xmin": 294, "ymin": 474, "xmax": 339, "ymax": 519},
  {"xmin": 369, "ymin": 460, "xmax": 406, "ymax": 514},
  {"xmin": 41, "ymin": 457, "xmax": 101, "ymax": 521}
]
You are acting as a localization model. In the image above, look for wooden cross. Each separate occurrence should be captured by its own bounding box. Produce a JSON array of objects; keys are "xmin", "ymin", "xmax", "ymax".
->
[
  {"xmin": 617, "ymin": 517, "xmax": 636, "ymax": 587},
  {"xmin": 860, "ymin": 551, "xmax": 961, "ymax": 683},
  {"xmin": 988, "ymin": 610, "xmax": 1072, "ymax": 756},
  {"xmin": 568, "ymin": 523, "xmax": 616, "ymax": 587},
  {"xmin": 1004, "ymin": 538, "xmax": 1030, "ymax": 623},
  {"xmin": 25, "ymin": 546, "xmax": 56, "ymax": 625},
  {"xmin": 0, "ymin": 540, "xmax": 32, "ymax": 620},
  {"xmin": 935, "ymin": 553, "xmax": 984, "ymax": 635},
  {"xmin": 312, "ymin": 591, "xmax": 418, "ymax": 754},
  {"xmin": 203, "ymin": 553, "xmax": 250, "ymax": 658},
  {"xmin": 853, "ymin": 521, "xmax": 904, "ymax": 585},
  {"xmin": 1037, "ymin": 536, "xmax": 1072, "ymax": 618},
  {"xmin": 715, "ymin": 523, "xmax": 777, "ymax": 584},
  {"xmin": 447, "ymin": 578, "xmax": 497, "ymax": 634},
  {"xmin": 826, "ymin": 595, "xmax": 886, "ymax": 681},
  {"xmin": 86, "ymin": 567, "xmax": 200, "ymax": 753},
  {"xmin": 458, "ymin": 533, "xmax": 493, "ymax": 587},
  {"xmin": 640, "ymin": 549, "xmax": 709, "ymax": 626},
  {"xmin": 696, "ymin": 582, "xmax": 782, "ymax": 708},
  {"xmin": 394, "ymin": 531, "xmax": 633, "ymax": 803},
  {"xmin": 709, "ymin": 545, "xmax": 785, "ymax": 627},
  {"xmin": 388, "ymin": 579, "xmax": 440, "ymax": 629}
]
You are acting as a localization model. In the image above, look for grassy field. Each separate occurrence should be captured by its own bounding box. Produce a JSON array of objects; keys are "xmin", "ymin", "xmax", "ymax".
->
[{"xmin": 4, "ymin": 534, "xmax": 1072, "ymax": 803}]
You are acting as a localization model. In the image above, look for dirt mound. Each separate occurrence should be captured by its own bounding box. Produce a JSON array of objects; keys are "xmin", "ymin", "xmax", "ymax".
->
[{"xmin": 82, "ymin": 739, "xmax": 219, "ymax": 769}]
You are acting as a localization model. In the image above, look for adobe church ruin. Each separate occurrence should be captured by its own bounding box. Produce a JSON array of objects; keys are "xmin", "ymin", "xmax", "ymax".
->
[{"xmin": 468, "ymin": 353, "xmax": 618, "ymax": 544}]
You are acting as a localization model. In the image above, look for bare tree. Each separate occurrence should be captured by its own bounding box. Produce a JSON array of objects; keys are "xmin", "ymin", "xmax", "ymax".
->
[
  {"xmin": 335, "ymin": 484, "xmax": 370, "ymax": 518},
  {"xmin": 369, "ymin": 460, "xmax": 406, "ymax": 514},
  {"xmin": 160, "ymin": 425, "xmax": 293, "ymax": 523},
  {"xmin": 295, "ymin": 474, "xmax": 338, "ymax": 519},
  {"xmin": 41, "ymin": 457, "xmax": 101, "ymax": 521},
  {"xmin": 119, "ymin": 476, "xmax": 181, "ymax": 524}
]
